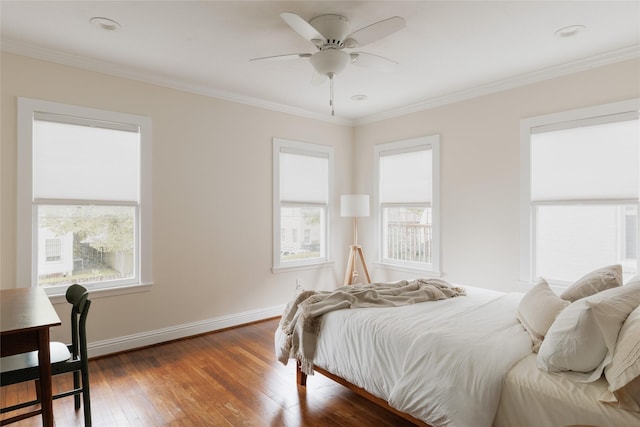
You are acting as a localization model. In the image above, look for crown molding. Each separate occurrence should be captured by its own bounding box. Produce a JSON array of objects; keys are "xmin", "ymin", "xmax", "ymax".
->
[
  {"xmin": 2, "ymin": 38, "xmax": 638, "ymax": 127},
  {"xmin": 355, "ymin": 45, "xmax": 640, "ymax": 126},
  {"xmin": 0, "ymin": 37, "xmax": 354, "ymax": 126}
]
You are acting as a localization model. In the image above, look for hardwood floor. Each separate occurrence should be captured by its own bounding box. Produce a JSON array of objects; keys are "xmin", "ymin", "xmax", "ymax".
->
[{"xmin": 1, "ymin": 318, "xmax": 416, "ymax": 426}]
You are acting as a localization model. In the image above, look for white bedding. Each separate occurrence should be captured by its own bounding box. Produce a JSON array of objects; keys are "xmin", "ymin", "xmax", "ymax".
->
[
  {"xmin": 495, "ymin": 353, "xmax": 640, "ymax": 427},
  {"xmin": 312, "ymin": 286, "xmax": 532, "ymax": 427}
]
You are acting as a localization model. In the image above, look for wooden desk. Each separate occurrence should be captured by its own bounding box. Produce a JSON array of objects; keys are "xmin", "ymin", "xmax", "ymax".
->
[{"xmin": 1, "ymin": 288, "xmax": 61, "ymax": 426}]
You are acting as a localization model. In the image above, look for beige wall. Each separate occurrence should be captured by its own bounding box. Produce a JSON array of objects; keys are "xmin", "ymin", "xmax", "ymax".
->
[
  {"xmin": 2, "ymin": 51, "xmax": 639, "ymax": 354},
  {"xmin": 1, "ymin": 52, "xmax": 353, "ymax": 350},
  {"xmin": 354, "ymin": 58, "xmax": 640, "ymax": 291}
]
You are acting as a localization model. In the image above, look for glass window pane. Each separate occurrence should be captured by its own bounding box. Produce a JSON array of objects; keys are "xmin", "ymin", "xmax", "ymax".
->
[
  {"xmin": 37, "ymin": 205, "xmax": 135, "ymax": 287},
  {"xmin": 280, "ymin": 206, "xmax": 324, "ymax": 262},
  {"xmin": 625, "ymin": 208, "xmax": 638, "ymax": 259},
  {"xmin": 535, "ymin": 204, "xmax": 638, "ymax": 282},
  {"xmin": 383, "ymin": 207, "xmax": 431, "ymax": 263}
]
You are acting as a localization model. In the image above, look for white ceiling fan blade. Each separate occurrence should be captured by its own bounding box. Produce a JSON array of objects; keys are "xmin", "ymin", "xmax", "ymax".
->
[
  {"xmin": 344, "ymin": 16, "xmax": 406, "ymax": 48},
  {"xmin": 350, "ymin": 52, "xmax": 399, "ymax": 72},
  {"xmin": 280, "ymin": 12, "xmax": 326, "ymax": 45},
  {"xmin": 250, "ymin": 53, "xmax": 312, "ymax": 62}
]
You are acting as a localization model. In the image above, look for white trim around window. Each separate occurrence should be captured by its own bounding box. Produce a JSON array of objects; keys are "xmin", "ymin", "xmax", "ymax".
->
[
  {"xmin": 17, "ymin": 97, "xmax": 152, "ymax": 296},
  {"xmin": 272, "ymin": 138, "xmax": 334, "ymax": 272},
  {"xmin": 373, "ymin": 135, "xmax": 441, "ymax": 276}
]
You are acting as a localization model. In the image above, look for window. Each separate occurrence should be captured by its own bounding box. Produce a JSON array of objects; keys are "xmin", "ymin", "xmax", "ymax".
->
[
  {"xmin": 375, "ymin": 135, "xmax": 440, "ymax": 273},
  {"xmin": 45, "ymin": 239, "xmax": 62, "ymax": 262},
  {"xmin": 18, "ymin": 98, "xmax": 152, "ymax": 295},
  {"xmin": 273, "ymin": 138, "xmax": 332, "ymax": 269},
  {"xmin": 520, "ymin": 99, "xmax": 639, "ymax": 285}
]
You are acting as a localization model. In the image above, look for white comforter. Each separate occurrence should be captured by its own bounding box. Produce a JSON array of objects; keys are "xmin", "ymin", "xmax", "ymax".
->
[{"xmin": 310, "ymin": 286, "xmax": 532, "ymax": 427}]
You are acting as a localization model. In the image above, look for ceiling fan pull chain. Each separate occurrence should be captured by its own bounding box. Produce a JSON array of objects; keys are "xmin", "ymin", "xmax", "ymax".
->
[{"xmin": 329, "ymin": 73, "xmax": 335, "ymax": 116}]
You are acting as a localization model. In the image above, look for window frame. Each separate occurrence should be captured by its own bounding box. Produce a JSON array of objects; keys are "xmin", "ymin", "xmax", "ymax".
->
[
  {"xmin": 17, "ymin": 97, "xmax": 152, "ymax": 296},
  {"xmin": 272, "ymin": 138, "xmax": 333, "ymax": 271},
  {"xmin": 519, "ymin": 98, "xmax": 640, "ymax": 286},
  {"xmin": 374, "ymin": 135, "xmax": 441, "ymax": 275}
]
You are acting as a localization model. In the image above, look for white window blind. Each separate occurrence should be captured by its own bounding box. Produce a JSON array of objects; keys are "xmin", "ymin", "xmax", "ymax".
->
[
  {"xmin": 379, "ymin": 148, "xmax": 432, "ymax": 203},
  {"xmin": 279, "ymin": 151, "xmax": 328, "ymax": 204},
  {"xmin": 531, "ymin": 118, "xmax": 639, "ymax": 201},
  {"xmin": 33, "ymin": 115, "xmax": 140, "ymax": 202}
]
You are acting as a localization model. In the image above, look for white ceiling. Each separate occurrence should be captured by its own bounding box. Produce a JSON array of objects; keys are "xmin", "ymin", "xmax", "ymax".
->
[{"xmin": 1, "ymin": 1, "xmax": 639, "ymax": 124}]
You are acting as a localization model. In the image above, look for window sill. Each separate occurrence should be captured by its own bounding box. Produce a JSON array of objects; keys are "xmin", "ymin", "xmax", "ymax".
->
[
  {"xmin": 47, "ymin": 282, "xmax": 153, "ymax": 304},
  {"xmin": 374, "ymin": 262, "xmax": 442, "ymax": 278},
  {"xmin": 272, "ymin": 261, "xmax": 335, "ymax": 274}
]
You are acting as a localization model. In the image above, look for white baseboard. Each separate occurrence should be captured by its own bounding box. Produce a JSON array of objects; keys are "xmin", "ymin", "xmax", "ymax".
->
[{"xmin": 87, "ymin": 304, "xmax": 285, "ymax": 358}]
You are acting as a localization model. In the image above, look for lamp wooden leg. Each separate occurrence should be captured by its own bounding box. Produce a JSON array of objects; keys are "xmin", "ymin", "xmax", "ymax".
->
[
  {"xmin": 344, "ymin": 245, "xmax": 371, "ymax": 285},
  {"xmin": 343, "ymin": 246, "xmax": 357, "ymax": 285},
  {"xmin": 356, "ymin": 246, "xmax": 371, "ymax": 284}
]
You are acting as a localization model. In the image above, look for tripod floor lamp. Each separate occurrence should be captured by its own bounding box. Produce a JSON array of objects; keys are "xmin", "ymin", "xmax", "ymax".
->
[{"xmin": 341, "ymin": 194, "xmax": 372, "ymax": 285}]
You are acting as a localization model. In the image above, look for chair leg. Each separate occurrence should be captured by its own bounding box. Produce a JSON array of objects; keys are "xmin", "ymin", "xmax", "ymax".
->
[
  {"xmin": 34, "ymin": 378, "xmax": 41, "ymax": 401},
  {"xmin": 81, "ymin": 368, "xmax": 91, "ymax": 426},
  {"xmin": 73, "ymin": 370, "xmax": 81, "ymax": 409}
]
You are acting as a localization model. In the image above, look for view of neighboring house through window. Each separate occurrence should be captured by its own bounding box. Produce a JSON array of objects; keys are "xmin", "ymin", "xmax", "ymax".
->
[
  {"xmin": 44, "ymin": 238, "xmax": 62, "ymax": 262},
  {"xmin": 375, "ymin": 135, "xmax": 440, "ymax": 273},
  {"xmin": 18, "ymin": 98, "xmax": 151, "ymax": 293},
  {"xmin": 521, "ymin": 99, "xmax": 639, "ymax": 285},
  {"xmin": 273, "ymin": 138, "xmax": 332, "ymax": 268}
]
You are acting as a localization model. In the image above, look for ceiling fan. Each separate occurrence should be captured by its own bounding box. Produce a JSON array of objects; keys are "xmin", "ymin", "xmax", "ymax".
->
[{"xmin": 250, "ymin": 12, "xmax": 406, "ymax": 116}]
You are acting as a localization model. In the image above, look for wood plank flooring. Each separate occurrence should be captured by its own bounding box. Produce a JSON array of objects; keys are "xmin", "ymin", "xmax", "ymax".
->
[{"xmin": 1, "ymin": 318, "xmax": 416, "ymax": 426}]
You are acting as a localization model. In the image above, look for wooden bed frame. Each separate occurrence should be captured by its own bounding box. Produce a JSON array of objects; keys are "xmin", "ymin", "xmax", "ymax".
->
[{"xmin": 296, "ymin": 361, "xmax": 430, "ymax": 427}]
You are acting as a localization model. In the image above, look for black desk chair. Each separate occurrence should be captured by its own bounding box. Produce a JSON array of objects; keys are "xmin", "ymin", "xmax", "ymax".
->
[{"xmin": 1, "ymin": 284, "xmax": 92, "ymax": 426}]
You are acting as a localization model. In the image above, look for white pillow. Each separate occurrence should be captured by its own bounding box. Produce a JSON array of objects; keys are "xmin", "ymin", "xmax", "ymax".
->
[
  {"xmin": 517, "ymin": 280, "xmax": 569, "ymax": 352},
  {"xmin": 560, "ymin": 264, "xmax": 622, "ymax": 302},
  {"xmin": 606, "ymin": 303, "xmax": 640, "ymax": 390},
  {"xmin": 601, "ymin": 299, "xmax": 640, "ymax": 412},
  {"xmin": 537, "ymin": 281, "xmax": 640, "ymax": 382}
]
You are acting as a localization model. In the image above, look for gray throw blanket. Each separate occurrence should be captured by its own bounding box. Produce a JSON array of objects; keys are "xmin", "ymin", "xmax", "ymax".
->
[{"xmin": 275, "ymin": 278, "xmax": 466, "ymax": 375}]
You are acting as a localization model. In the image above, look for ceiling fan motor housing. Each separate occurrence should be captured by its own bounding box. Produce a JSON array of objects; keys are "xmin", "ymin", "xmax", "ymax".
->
[{"xmin": 310, "ymin": 14, "xmax": 351, "ymax": 47}]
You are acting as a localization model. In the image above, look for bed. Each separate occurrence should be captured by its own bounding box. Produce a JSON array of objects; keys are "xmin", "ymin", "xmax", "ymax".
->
[{"xmin": 276, "ymin": 277, "xmax": 640, "ymax": 427}]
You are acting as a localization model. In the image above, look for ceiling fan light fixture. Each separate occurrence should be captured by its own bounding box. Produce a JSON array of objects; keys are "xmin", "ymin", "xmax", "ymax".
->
[{"xmin": 310, "ymin": 49, "xmax": 350, "ymax": 76}]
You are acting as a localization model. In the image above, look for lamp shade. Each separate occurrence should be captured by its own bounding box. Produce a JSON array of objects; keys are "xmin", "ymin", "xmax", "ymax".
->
[{"xmin": 341, "ymin": 194, "xmax": 370, "ymax": 217}]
